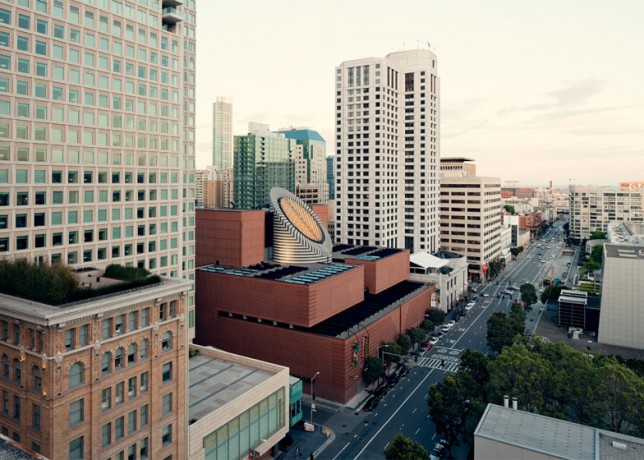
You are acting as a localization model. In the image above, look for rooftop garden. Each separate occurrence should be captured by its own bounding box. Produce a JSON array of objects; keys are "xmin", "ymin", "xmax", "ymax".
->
[{"xmin": 0, "ymin": 261, "xmax": 161, "ymax": 306}]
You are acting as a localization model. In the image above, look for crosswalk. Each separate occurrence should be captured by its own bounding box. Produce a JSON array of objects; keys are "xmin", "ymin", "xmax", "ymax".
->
[
  {"xmin": 417, "ymin": 357, "xmax": 460, "ymax": 372},
  {"xmin": 417, "ymin": 347, "xmax": 462, "ymax": 372}
]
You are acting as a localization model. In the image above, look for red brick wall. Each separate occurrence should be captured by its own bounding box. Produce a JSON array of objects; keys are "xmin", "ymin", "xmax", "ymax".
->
[
  {"xmin": 310, "ymin": 204, "xmax": 329, "ymax": 229},
  {"xmin": 195, "ymin": 265, "xmax": 365, "ymax": 328},
  {"xmin": 195, "ymin": 209, "xmax": 265, "ymax": 268},
  {"xmin": 345, "ymin": 250, "xmax": 410, "ymax": 294},
  {"xmin": 197, "ymin": 286, "xmax": 430, "ymax": 403}
]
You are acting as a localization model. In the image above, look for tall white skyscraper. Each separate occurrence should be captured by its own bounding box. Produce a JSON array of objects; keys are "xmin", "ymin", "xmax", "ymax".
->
[
  {"xmin": 212, "ymin": 96, "xmax": 233, "ymax": 170},
  {"xmin": 334, "ymin": 49, "xmax": 440, "ymax": 252},
  {"xmin": 0, "ymin": 0, "xmax": 197, "ymax": 338}
]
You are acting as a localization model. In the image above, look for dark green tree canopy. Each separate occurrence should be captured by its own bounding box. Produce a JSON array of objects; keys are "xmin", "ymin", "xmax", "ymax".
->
[{"xmin": 384, "ymin": 433, "xmax": 429, "ymax": 460}]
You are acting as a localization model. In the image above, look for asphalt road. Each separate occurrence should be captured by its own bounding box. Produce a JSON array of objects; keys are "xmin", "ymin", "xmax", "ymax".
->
[{"xmin": 316, "ymin": 221, "xmax": 571, "ymax": 459}]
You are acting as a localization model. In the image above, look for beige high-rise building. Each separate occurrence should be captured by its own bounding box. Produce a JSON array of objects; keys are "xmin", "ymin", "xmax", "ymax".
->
[
  {"xmin": 0, "ymin": 0, "xmax": 197, "ymax": 339},
  {"xmin": 334, "ymin": 49, "xmax": 441, "ymax": 252},
  {"xmin": 569, "ymin": 185, "xmax": 644, "ymax": 242},
  {"xmin": 212, "ymin": 97, "xmax": 233, "ymax": 171},
  {"xmin": 440, "ymin": 158, "xmax": 502, "ymax": 281}
]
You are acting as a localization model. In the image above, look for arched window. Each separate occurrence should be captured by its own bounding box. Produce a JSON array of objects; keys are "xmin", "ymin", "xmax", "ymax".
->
[
  {"xmin": 139, "ymin": 339, "xmax": 149, "ymax": 361},
  {"xmin": 33, "ymin": 366, "xmax": 41, "ymax": 391},
  {"xmin": 101, "ymin": 352, "xmax": 112, "ymax": 376},
  {"xmin": 115, "ymin": 347, "xmax": 124, "ymax": 369},
  {"xmin": 1, "ymin": 355, "xmax": 8, "ymax": 378},
  {"xmin": 127, "ymin": 343, "xmax": 137, "ymax": 365},
  {"xmin": 13, "ymin": 359, "xmax": 21, "ymax": 384},
  {"xmin": 161, "ymin": 332, "xmax": 172, "ymax": 351},
  {"xmin": 69, "ymin": 362, "xmax": 84, "ymax": 388}
]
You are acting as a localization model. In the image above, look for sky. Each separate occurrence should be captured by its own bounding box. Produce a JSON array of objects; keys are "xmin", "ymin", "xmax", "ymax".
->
[{"xmin": 194, "ymin": 0, "xmax": 644, "ymax": 187}]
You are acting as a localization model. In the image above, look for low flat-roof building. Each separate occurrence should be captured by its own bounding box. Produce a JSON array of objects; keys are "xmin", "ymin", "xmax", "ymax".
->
[
  {"xmin": 409, "ymin": 250, "xmax": 467, "ymax": 312},
  {"xmin": 475, "ymin": 403, "xmax": 644, "ymax": 460},
  {"xmin": 187, "ymin": 345, "xmax": 290, "ymax": 460}
]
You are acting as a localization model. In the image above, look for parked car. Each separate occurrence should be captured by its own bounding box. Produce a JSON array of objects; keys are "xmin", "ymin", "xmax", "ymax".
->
[
  {"xmin": 446, "ymin": 320, "xmax": 456, "ymax": 329},
  {"xmin": 465, "ymin": 304, "xmax": 474, "ymax": 311},
  {"xmin": 441, "ymin": 325, "xmax": 450, "ymax": 333},
  {"xmin": 429, "ymin": 336, "xmax": 439, "ymax": 345},
  {"xmin": 420, "ymin": 341, "xmax": 431, "ymax": 351}
]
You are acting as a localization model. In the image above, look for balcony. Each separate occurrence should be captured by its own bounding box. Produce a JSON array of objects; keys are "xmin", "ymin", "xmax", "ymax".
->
[
  {"xmin": 162, "ymin": 7, "xmax": 183, "ymax": 26},
  {"xmin": 162, "ymin": 0, "xmax": 183, "ymax": 7}
]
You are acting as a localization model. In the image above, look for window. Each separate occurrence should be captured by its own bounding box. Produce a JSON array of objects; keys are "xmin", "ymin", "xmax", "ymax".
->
[
  {"xmin": 115, "ymin": 314, "xmax": 125, "ymax": 335},
  {"xmin": 162, "ymin": 362, "xmax": 172, "ymax": 383},
  {"xmin": 128, "ymin": 410, "xmax": 137, "ymax": 434},
  {"xmin": 32, "ymin": 404, "xmax": 41, "ymax": 431},
  {"xmin": 128, "ymin": 311, "xmax": 137, "ymax": 331},
  {"xmin": 101, "ymin": 352, "xmax": 112, "ymax": 375},
  {"xmin": 101, "ymin": 387, "xmax": 111, "ymax": 411},
  {"xmin": 159, "ymin": 303, "xmax": 167, "ymax": 321},
  {"xmin": 140, "ymin": 339, "xmax": 149, "ymax": 360},
  {"xmin": 140, "ymin": 436, "xmax": 148, "ymax": 459},
  {"xmin": 115, "ymin": 416, "xmax": 124, "ymax": 440},
  {"xmin": 127, "ymin": 344, "xmax": 137, "ymax": 365},
  {"xmin": 69, "ymin": 399, "xmax": 84, "ymax": 426},
  {"xmin": 102, "ymin": 318, "xmax": 112, "ymax": 339},
  {"xmin": 69, "ymin": 436, "xmax": 84, "ymax": 460},
  {"xmin": 161, "ymin": 332, "xmax": 172, "ymax": 351},
  {"xmin": 140, "ymin": 404, "xmax": 149, "ymax": 427},
  {"xmin": 13, "ymin": 359, "xmax": 21, "ymax": 384},
  {"xmin": 69, "ymin": 362, "xmax": 83, "ymax": 388},
  {"xmin": 161, "ymin": 424, "xmax": 172, "ymax": 447},
  {"xmin": 65, "ymin": 329, "xmax": 75, "ymax": 350},
  {"xmin": 79, "ymin": 325, "xmax": 89, "ymax": 346},
  {"xmin": 101, "ymin": 422, "xmax": 111, "ymax": 447},
  {"xmin": 140, "ymin": 308, "xmax": 149, "ymax": 327},
  {"xmin": 32, "ymin": 366, "xmax": 41, "ymax": 391},
  {"xmin": 115, "ymin": 381, "xmax": 124, "ymax": 404},
  {"xmin": 162, "ymin": 393, "xmax": 172, "ymax": 416},
  {"xmin": 13, "ymin": 395, "xmax": 20, "ymax": 420},
  {"xmin": 115, "ymin": 347, "xmax": 124, "ymax": 369},
  {"xmin": 128, "ymin": 376, "xmax": 136, "ymax": 399},
  {"xmin": 1, "ymin": 355, "xmax": 7, "ymax": 378},
  {"xmin": 140, "ymin": 371, "xmax": 149, "ymax": 393}
]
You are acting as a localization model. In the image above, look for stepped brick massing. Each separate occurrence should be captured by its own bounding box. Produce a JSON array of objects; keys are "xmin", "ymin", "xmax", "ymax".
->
[
  {"xmin": 195, "ymin": 203, "xmax": 432, "ymax": 403},
  {"xmin": 195, "ymin": 209, "xmax": 266, "ymax": 268},
  {"xmin": 0, "ymin": 278, "xmax": 190, "ymax": 459}
]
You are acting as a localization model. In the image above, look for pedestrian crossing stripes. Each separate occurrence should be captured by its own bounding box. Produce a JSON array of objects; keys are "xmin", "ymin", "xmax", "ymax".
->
[{"xmin": 417, "ymin": 357, "xmax": 460, "ymax": 373}]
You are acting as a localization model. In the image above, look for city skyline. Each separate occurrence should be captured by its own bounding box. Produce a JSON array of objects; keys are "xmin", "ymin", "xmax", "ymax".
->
[{"xmin": 195, "ymin": 0, "xmax": 644, "ymax": 186}]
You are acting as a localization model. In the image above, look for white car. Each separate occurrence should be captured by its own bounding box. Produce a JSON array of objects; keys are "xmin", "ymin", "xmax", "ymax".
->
[
  {"xmin": 441, "ymin": 325, "xmax": 450, "ymax": 333},
  {"xmin": 482, "ymin": 293, "xmax": 489, "ymax": 297},
  {"xmin": 446, "ymin": 320, "xmax": 456, "ymax": 329},
  {"xmin": 429, "ymin": 336, "xmax": 439, "ymax": 346},
  {"xmin": 465, "ymin": 304, "xmax": 474, "ymax": 311}
]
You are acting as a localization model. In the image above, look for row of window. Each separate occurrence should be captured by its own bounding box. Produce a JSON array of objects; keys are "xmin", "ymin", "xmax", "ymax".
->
[{"xmin": 5, "ymin": 1, "xmax": 180, "ymax": 50}]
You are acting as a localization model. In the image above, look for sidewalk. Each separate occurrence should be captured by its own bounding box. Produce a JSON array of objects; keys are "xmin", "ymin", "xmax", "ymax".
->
[{"xmin": 275, "ymin": 391, "xmax": 372, "ymax": 460}]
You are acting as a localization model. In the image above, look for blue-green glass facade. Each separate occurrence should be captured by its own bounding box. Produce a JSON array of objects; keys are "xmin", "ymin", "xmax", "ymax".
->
[{"xmin": 233, "ymin": 133, "xmax": 295, "ymax": 209}]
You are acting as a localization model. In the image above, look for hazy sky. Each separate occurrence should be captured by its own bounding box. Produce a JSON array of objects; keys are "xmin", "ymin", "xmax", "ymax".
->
[{"xmin": 194, "ymin": 0, "xmax": 644, "ymax": 187}]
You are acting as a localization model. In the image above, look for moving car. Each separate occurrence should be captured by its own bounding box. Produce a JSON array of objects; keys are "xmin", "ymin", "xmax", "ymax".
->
[{"xmin": 482, "ymin": 293, "xmax": 489, "ymax": 297}]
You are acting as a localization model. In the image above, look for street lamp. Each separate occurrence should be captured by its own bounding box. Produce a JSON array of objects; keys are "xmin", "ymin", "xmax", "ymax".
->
[{"xmin": 310, "ymin": 371, "xmax": 320, "ymax": 425}]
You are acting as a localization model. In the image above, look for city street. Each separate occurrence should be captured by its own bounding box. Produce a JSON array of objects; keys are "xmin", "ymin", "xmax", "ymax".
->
[{"xmin": 307, "ymin": 222, "xmax": 569, "ymax": 459}]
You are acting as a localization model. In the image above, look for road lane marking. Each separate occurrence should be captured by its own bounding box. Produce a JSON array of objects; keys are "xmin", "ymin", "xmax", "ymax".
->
[
  {"xmin": 332, "ymin": 442, "xmax": 351, "ymax": 460},
  {"xmin": 415, "ymin": 427, "xmax": 421, "ymax": 435},
  {"xmin": 353, "ymin": 368, "xmax": 437, "ymax": 459}
]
